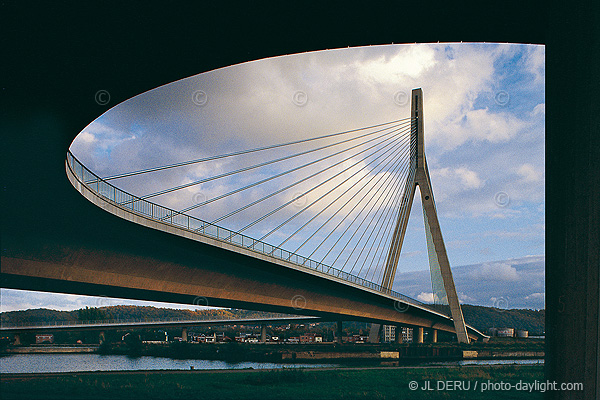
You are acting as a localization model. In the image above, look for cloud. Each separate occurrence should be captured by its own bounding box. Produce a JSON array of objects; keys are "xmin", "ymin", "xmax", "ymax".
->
[
  {"xmin": 532, "ymin": 103, "xmax": 545, "ymax": 117},
  {"xmin": 525, "ymin": 45, "xmax": 545, "ymax": 85},
  {"xmin": 431, "ymin": 167, "xmax": 484, "ymax": 200},
  {"xmin": 524, "ymin": 292, "xmax": 545, "ymax": 301},
  {"xmin": 77, "ymin": 131, "xmax": 97, "ymax": 144},
  {"xmin": 67, "ymin": 43, "xmax": 544, "ymax": 280},
  {"xmin": 392, "ymin": 255, "xmax": 545, "ymax": 309},
  {"xmin": 0, "ymin": 289, "xmax": 213, "ymax": 313},
  {"xmin": 416, "ymin": 292, "xmax": 435, "ymax": 303},
  {"xmin": 517, "ymin": 163, "xmax": 542, "ymax": 183},
  {"xmin": 469, "ymin": 262, "xmax": 520, "ymax": 282},
  {"xmin": 458, "ymin": 292, "xmax": 476, "ymax": 304},
  {"xmin": 432, "ymin": 108, "xmax": 530, "ymax": 151}
]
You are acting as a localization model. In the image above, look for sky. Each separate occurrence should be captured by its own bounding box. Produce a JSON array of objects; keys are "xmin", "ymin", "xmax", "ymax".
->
[{"xmin": 1, "ymin": 43, "xmax": 545, "ymax": 312}]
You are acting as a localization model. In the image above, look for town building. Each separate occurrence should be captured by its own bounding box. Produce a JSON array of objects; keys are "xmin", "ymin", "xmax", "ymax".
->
[
  {"xmin": 383, "ymin": 326, "xmax": 413, "ymax": 343},
  {"xmin": 299, "ymin": 333, "xmax": 323, "ymax": 343},
  {"xmin": 497, "ymin": 328, "xmax": 515, "ymax": 337},
  {"xmin": 35, "ymin": 334, "xmax": 54, "ymax": 344}
]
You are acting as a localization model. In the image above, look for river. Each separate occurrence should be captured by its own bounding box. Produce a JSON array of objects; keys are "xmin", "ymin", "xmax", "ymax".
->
[
  {"xmin": 0, "ymin": 353, "xmax": 543, "ymax": 374},
  {"xmin": 0, "ymin": 353, "xmax": 338, "ymax": 374}
]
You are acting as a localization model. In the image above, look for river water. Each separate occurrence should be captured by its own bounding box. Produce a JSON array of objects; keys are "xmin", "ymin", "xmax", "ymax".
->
[
  {"xmin": 0, "ymin": 353, "xmax": 543, "ymax": 374},
  {"xmin": 0, "ymin": 353, "xmax": 339, "ymax": 374}
]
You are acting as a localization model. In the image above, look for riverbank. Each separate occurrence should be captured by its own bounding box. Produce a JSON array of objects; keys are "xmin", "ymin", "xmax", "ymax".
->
[
  {"xmin": 1, "ymin": 364, "xmax": 545, "ymax": 399},
  {"xmin": 95, "ymin": 339, "xmax": 545, "ymax": 363}
]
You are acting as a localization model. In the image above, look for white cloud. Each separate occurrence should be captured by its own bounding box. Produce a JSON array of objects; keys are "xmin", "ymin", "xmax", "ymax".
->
[
  {"xmin": 391, "ymin": 256, "xmax": 544, "ymax": 309},
  {"xmin": 434, "ymin": 108, "xmax": 529, "ymax": 151},
  {"xmin": 432, "ymin": 166, "xmax": 484, "ymax": 193},
  {"xmin": 416, "ymin": 292, "xmax": 435, "ymax": 303},
  {"xmin": 532, "ymin": 103, "xmax": 545, "ymax": 117},
  {"xmin": 517, "ymin": 163, "xmax": 542, "ymax": 183},
  {"xmin": 525, "ymin": 292, "xmax": 545, "ymax": 301},
  {"xmin": 355, "ymin": 45, "xmax": 437, "ymax": 82},
  {"xmin": 0, "ymin": 289, "xmax": 216, "ymax": 313},
  {"xmin": 469, "ymin": 262, "xmax": 520, "ymax": 282},
  {"xmin": 458, "ymin": 292, "xmax": 476, "ymax": 304},
  {"xmin": 525, "ymin": 45, "xmax": 545, "ymax": 85},
  {"xmin": 78, "ymin": 131, "xmax": 97, "ymax": 144}
]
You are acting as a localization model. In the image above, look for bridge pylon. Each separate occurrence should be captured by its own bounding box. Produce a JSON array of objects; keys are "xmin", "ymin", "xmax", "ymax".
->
[{"xmin": 377, "ymin": 88, "xmax": 469, "ymax": 344}]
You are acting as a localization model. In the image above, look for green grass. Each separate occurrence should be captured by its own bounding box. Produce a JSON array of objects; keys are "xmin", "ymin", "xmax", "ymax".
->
[{"xmin": 1, "ymin": 365, "xmax": 545, "ymax": 400}]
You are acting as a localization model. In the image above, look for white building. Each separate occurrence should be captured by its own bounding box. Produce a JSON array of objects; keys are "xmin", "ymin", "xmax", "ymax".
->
[
  {"xmin": 383, "ymin": 326, "xmax": 413, "ymax": 343},
  {"xmin": 384, "ymin": 325, "xmax": 396, "ymax": 342}
]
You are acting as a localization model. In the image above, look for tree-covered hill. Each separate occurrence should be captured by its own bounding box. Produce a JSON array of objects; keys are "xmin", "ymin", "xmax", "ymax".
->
[
  {"xmin": 0, "ymin": 306, "xmax": 284, "ymax": 325},
  {"xmin": 462, "ymin": 305, "xmax": 545, "ymax": 335},
  {"xmin": 1, "ymin": 304, "xmax": 544, "ymax": 334}
]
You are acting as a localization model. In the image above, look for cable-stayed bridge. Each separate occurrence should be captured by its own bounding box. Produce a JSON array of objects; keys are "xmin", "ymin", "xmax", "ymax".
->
[{"xmin": 3, "ymin": 89, "xmax": 486, "ymax": 343}]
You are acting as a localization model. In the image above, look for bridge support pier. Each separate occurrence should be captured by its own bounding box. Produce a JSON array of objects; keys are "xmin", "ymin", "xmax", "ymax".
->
[
  {"xmin": 432, "ymin": 329, "xmax": 438, "ymax": 343},
  {"xmin": 416, "ymin": 327, "xmax": 424, "ymax": 343},
  {"xmin": 367, "ymin": 323, "xmax": 380, "ymax": 343},
  {"xmin": 336, "ymin": 321, "xmax": 343, "ymax": 344},
  {"xmin": 99, "ymin": 331, "xmax": 105, "ymax": 344},
  {"xmin": 13, "ymin": 334, "xmax": 21, "ymax": 346},
  {"xmin": 395, "ymin": 326, "xmax": 401, "ymax": 343},
  {"xmin": 182, "ymin": 327, "xmax": 188, "ymax": 342},
  {"xmin": 260, "ymin": 324, "xmax": 267, "ymax": 343}
]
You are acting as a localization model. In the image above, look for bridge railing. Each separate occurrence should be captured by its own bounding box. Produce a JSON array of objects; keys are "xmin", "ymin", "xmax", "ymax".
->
[{"xmin": 66, "ymin": 151, "xmax": 443, "ymax": 316}]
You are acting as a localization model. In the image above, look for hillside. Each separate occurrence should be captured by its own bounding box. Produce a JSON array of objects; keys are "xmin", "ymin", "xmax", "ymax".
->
[
  {"xmin": 1, "ymin": 304, "xmax": 544, "ymax": 334},
  {"xmin": 0, "ymin": 306, "xmax": 283, "ymax": 325},
  {"xmin": 462, "ymin": 305, "xmax": 545, "ymax": 335}
]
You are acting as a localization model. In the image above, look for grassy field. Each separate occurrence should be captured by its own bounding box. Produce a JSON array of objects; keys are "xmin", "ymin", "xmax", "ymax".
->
[{"xmin": 1, "ymin": 365, "xmax": 545, "ymax": 400}]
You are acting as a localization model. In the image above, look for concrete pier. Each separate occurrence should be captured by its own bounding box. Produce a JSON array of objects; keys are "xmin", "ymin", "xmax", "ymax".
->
[
  {"xmin": 416, "ymin": 327, "xmax": 424, "ymax": 343},
  {"xmin": 260, "ymin": 324, "xmax": 266, "ymax": 343},
  {"xmin": 336, "ymin": 321, "xmax": 343, "ymax": 344}
]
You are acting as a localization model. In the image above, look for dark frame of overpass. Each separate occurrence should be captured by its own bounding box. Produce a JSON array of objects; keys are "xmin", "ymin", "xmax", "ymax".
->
[{"xmin": 3, "ymin": 6, "xmax": 599, "ymax": 397}]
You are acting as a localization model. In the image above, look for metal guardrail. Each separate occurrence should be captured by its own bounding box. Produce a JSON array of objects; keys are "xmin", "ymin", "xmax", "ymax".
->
[
  {"xmin": 1, "ymin": 314, "xmax": 316, "ymax": 330},
  {"xmin": 65, "ymin": 151, "xmax": 440, "ymax": 315}
]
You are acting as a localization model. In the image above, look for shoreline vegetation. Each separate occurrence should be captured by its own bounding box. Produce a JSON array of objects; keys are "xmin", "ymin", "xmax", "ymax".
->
[
  {"xmin": 1, "ymin": 365, "xmax": 546, "ymax": 399},
  {"xmin": 0, "ymin": 304, "xmax": 545, "ymax": 337},
  {"xmin": 2, "ymin": 339, "xmax": 545, "ymax": 363},
  {"xmin": 100, "ymin": 340, "xmax": 545, "ymax": 363}
]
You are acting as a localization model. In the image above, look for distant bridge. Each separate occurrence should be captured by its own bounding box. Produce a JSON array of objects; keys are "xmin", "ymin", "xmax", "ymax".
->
[{"xmin": 0, "ymin": 315, "xmax": 321, "ymax": 333}]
